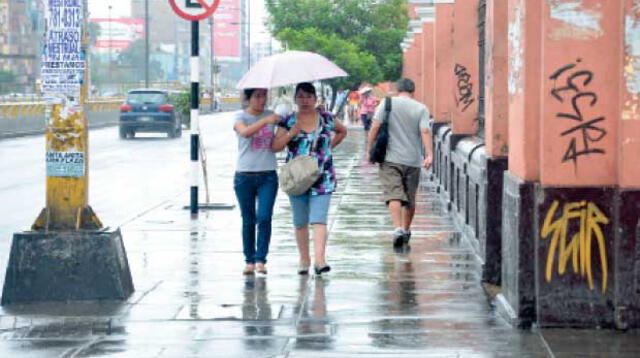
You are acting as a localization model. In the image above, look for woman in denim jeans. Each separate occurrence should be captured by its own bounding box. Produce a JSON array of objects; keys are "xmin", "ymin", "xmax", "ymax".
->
[
  {"xmin": 234, "ymin": 88, "xmax": 280, "ymax": 275},
  {"xmin": 272, "ymin": 83, "xmax": 348, "ymax": 275}
]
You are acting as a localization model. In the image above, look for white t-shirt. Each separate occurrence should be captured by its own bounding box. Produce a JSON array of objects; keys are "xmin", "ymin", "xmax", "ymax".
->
[{"xmin": 372, "ymin": 96, "xmax": 430, "ymax": 168}]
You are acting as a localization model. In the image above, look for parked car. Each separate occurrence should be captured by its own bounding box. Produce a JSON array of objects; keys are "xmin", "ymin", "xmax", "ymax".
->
[{"xmin": 119, "ymin": 89, "xmax": 182, "ymax": 139}]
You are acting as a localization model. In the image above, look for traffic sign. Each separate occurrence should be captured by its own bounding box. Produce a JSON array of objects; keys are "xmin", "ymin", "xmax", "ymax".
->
[{"xmin": 169, "ymin": 0, "xmax": 220, "ymax": 21}]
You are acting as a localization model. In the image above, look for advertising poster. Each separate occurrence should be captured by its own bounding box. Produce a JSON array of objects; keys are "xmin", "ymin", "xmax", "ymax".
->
[
  {"xmin": 41, "ymin": 0, "xmax": 84, "ymax": 96},
  {"xmin": 212, "ymin": 0, "xmax": 241, "ymax": 60}
]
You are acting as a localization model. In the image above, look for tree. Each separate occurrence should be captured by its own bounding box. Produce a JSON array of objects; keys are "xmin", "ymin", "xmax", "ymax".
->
[
  {"xmin": 117, "ymin": 39, "xmax": 165, "ymax": 83},
  {"xmin": 265, "ymin": 0, "xmax": 408, "ymax": 83}
]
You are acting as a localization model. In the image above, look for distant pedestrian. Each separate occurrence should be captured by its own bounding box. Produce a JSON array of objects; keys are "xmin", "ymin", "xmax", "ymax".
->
[
  {"xmin": 348, "ymin": 89, "xmax": 360, "ymax": 124},
  {"xmin": 367, "ymin": 78, "xmax": 433, "ymax": 247},
  {"xmin": 234, "ymin": 88, "xmax": 281, "ymax": 275},
  {"xmin": 359, "ymin": 87, "xmax": 378, "ymax": 135},
  {"xmin": 272, "ymin": 82, "xmax": 348, "ymax": 275}
]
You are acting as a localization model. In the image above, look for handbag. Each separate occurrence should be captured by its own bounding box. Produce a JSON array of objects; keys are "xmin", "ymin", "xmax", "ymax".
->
[
  {"xmin": 369, "ymin": 97, "xmax": 392, "ymax": 164},
  {"xmin": 279, "ymin": 118, "xmax": 323, "ymax": 195}
]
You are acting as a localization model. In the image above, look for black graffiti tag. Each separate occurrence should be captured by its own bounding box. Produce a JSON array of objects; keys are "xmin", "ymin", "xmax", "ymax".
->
[
  {"xmin": 549, "ymin": 59, "xmax": 607, "ymax": 167},
  {"xmin": 454, "ymin": 64, "xmax": 474, "ymax": 112}
]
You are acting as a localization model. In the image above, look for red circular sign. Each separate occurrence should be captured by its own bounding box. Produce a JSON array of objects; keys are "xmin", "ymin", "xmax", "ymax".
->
[{"xmin": 169, "ymin": 0, "xmax": 220, "ymax": 21}]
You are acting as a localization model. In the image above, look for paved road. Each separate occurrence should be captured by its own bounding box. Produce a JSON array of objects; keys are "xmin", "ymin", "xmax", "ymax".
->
[{"xmin": 0, "ymin": 112, "xmax": 238, "ymax": 277}]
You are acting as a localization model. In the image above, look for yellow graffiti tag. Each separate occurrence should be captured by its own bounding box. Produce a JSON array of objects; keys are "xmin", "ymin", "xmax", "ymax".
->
[{"xmin": 541, "ymin": 200, "xmax": 610, "ymax": 293}]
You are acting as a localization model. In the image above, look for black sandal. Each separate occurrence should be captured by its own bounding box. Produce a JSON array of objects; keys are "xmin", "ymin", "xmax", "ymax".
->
[{"xmin": 314, "ymin": 265, "xmax": 331, "ymax": 275}]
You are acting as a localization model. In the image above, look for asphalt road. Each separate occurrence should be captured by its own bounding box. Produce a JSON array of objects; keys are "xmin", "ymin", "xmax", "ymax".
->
[{"xmin": 0, "ymin": 111, "xmax": 239, "ymax": 271}]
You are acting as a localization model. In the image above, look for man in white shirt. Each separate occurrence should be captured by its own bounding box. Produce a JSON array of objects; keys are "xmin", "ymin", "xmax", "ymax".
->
[{"xmin": 367, "ymin": 78, "xmax": 434, "ymax": 247}]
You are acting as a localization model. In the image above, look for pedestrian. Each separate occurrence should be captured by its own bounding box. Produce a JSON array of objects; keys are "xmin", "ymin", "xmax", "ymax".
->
[
  {"xmin": 359, "ymin": 87, "xmax": 378, "ymax": 136},
  {"xmin": 234, "ymin": 88, "xmax": 281, "ymax": 275},
  {"xmin": 272, "ymin": 82, "xmax": 348, "ymax": 275},
  {"xmin": 348, "ymin": 89, "xmax": 360, "ymax": 124},
  {"xmin": 366, "ymin": 78, "xmax": 433, "ymax": 247}
]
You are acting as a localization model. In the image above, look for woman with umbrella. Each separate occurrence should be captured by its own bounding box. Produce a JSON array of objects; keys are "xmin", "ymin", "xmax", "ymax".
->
[
  {"xmin": 272, "ymin": 82, "xmax": 348, "ymax": 275},
  {"xmin": 233, "ymin": 88, "xmax": 281, "ymax": 275}
]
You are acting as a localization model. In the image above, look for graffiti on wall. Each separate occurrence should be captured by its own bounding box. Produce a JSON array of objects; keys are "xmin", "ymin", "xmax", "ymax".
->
[
  {"xmin": 454, "ymin": 64, "xmax": 474, "ymax": 112},
  {"xmin": 541, "ymin": 200, "xmax": 610, "ymax": 293},
  {"xmin": 549, "ymin": 59, "xmax": 607, "ymax": 167}
]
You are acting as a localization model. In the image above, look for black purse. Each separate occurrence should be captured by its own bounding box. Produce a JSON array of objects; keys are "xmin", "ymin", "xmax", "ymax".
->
[{"xmin": 369, "ymin": 97, "xmax": 392, "ymax": 164}]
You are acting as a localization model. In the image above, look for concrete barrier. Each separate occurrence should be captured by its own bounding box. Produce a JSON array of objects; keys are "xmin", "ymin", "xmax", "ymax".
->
[{"xmin": 0, "ymin": 100, "xmax": 123, "ymax": 139}]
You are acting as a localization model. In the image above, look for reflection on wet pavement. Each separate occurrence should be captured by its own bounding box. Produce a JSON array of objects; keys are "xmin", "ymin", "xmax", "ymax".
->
[{"xmin": 0, "ymin": 122, "xmax": 637, "ymax": 357}]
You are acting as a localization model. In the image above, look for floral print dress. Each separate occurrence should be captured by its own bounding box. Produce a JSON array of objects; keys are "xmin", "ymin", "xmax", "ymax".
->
[{"xmin": 278, "ymin": 110, "xmax": 336, "ymax": 195}]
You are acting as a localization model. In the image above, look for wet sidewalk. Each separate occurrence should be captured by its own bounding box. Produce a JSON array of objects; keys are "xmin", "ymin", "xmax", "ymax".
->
[{"xmin": 0, "ymin": 128, "xmax": 638, "ymax": 357}]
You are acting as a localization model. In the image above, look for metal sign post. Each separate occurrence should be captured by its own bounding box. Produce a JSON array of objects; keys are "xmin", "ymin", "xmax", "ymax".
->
[{"xmin": 169, "ymin": 0, "xmax": 233, "ymax": 213}]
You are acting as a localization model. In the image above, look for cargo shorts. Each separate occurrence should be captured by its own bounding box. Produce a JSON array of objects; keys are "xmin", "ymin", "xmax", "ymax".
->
[{"xmin": 379, "ymin": 162, "xmax": 421, "ymax": 208}]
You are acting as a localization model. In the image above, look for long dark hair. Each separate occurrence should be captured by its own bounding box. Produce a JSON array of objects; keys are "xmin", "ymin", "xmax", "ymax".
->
[{"xmin": 295, "ymin": 82, "xmax": 316, "ymax": 98}]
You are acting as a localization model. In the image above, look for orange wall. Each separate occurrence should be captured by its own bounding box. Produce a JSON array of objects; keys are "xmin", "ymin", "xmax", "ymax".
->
[
  {"xmin": 507, "ymin": 0, "xmax": 542, "ymax": 181},
  {"xmin": 484, "ymin": 0, "xmax": 509, "ymax": 158},
  {"xmin": 540, "ymin": 0, "xmax": 619, "ymax": 186},
  {"xmin": 422, "ymin": 21, "xmax": 436, "ymax": 112},
  {"xmin": 620, "ymin": 0, "xmax": 640, "ymax": 188},
  {"xmin": 413, "ymin": 32, "xmax": 425, "ymax": 104},
  {"xmin": 451, "ymin": 0, "xmax": 480, "ymax": 135},
  {"xmin": 434, "ymin": 2, "xmax": 455, "ymax": 123}
]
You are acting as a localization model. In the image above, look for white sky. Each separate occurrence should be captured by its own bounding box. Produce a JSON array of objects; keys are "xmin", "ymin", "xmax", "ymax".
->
[{"xmin": 88, "ymin": 0, "xmax": 270, "ymax": 42}]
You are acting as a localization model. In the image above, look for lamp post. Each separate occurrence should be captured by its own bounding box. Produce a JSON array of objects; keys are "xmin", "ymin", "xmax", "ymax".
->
[{"xmin": 108, "ymin": 4, "xmax": 112, "ymax": 89}]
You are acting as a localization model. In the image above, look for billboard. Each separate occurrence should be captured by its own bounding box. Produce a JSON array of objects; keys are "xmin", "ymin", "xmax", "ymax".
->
[
  {"xmin": 89, "ymin": 18, "xmax": 144, "ymax": 52},
  {"xmin": 212, "ymin": 0, "xmax": 241, "ymax": 60}
]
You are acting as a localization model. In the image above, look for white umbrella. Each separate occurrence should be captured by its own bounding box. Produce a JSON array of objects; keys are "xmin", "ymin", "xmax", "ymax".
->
[{"xmin": 235, "ymin": 51, "xmax": 349, "ymax": 89}]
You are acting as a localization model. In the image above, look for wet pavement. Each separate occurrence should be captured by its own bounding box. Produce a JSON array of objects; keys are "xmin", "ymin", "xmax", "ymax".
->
[{"xmin": 0, "ymin": 118, "xmax": 639, "ymax": 357}]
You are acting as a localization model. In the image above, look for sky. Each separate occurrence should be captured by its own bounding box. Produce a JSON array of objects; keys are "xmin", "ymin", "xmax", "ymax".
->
[{"xmin": 88, "ymin": 0, "xmax": 270, "ymax": 43}]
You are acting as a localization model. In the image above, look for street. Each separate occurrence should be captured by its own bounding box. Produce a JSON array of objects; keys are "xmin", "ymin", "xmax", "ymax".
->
[{"xmin": 0, "ymin": 112, "xmax": 238, "ymax": 276}]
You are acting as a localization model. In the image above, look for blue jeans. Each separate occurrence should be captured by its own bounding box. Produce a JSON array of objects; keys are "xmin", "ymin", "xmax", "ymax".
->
[{"xmin": 234, "ymin": 171, "xmax": 278, "ymax": 264}]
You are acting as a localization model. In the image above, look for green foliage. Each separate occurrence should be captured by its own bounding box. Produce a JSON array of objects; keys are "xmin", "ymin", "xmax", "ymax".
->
[
  {"xmin": 265, "ymin": 0, "xmax": 408, "ymax": 84},
  {"xmin": 169, "ymin": 90, "xmax": 191, "ymax": 124},
  {"xmin": 118, "ymin": 39, "xmax": 165, "ymax": 82},
  {"xmin": 278, "ymin": 27, "xmax": 381, "ymax": 89}
]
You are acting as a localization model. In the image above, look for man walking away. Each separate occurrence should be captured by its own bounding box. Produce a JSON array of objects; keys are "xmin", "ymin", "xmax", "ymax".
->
[{"xmin": 367, "ymin": 78, "xmax": 433, "ymax": 247}]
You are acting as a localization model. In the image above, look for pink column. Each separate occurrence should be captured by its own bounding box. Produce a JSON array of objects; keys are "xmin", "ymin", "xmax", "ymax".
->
[
  {"xmin": 434, "ymin": 0, "xmax": 455, "ymax": 123},
  {"xmin": 484, "ymin": 0, "xmax": 509, "ymax": 158},
  {"xmin": 422, "ymin": 21, "xmax": 436, "ymax": 111},
  {"xmin": 507, "ymin": 0, "xmax": 542, "ymax": 181},
  {"xmin": 540, "ymin": 0, "xmax": 619, "ymax": 186},
  {"xmin": 451, "ymin": 0, "xmax": 480, "ymax": 135}
]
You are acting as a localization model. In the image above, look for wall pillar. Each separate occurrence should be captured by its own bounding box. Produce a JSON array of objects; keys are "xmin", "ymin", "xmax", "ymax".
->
[
  {"xmin": 498, "ymin": 0, "xmax": 543, "ymax": 327},
  {"xmin": 451, "ymin": 0, "xmax": 480, "ymax": 135},
  {"xmin": 434, "ymin": 0, "xmax": 455, "ymax": 123}
]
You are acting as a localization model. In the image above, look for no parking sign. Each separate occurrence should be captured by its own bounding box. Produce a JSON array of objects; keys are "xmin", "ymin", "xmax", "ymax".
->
[{"xmin": 169, "ymin": 0, "xmax": 220, "ymax": 21}]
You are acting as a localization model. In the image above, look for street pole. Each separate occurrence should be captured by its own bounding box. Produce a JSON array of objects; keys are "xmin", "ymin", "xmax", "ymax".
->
[
  {"xmin": 190, "ymin": 20, "xmax": 200, "ymax": 214},
  {"xmin": 108, "ymin": 5, "xmax": 112, "ymax": 90},
  {"xmin": 144, "ymin": 0, "xmax": 149, "ymax": 87},
  {"xmin": 2, "ymin": 0, "xmax": 133, "ymax": 305},
  {"xmin": 247, "ymin": 1, "xmax": 251, "ymax": 69},
  {"xmin": 209, "ymin": 16, "xmax": 215, "ymax": 112}
]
